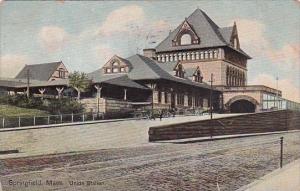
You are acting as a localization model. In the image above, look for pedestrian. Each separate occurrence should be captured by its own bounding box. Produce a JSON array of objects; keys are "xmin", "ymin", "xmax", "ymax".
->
[{"xmin": 159, "ymin": 110, "xmax": 163, "ymax": 121}]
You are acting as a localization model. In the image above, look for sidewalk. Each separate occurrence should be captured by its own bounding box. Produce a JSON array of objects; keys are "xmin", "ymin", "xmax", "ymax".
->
[{"xmin": 237, "ymin": 159, "xmax": 300, "ymax": 191}]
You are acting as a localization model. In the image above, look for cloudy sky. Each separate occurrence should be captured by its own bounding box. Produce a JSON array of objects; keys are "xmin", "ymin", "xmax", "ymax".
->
[{"xmin": 0, "ymin": 0, "xmax": 299, "ymax": 101}]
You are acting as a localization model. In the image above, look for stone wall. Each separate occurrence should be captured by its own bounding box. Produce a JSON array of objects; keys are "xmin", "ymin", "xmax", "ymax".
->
[
  {"xmin": 81, "ymin": 97, "xmax": 133, "ymax": 113},
  {"xmin": 149, "ymin": 110, "xmax": 300, "ymax": 141}
]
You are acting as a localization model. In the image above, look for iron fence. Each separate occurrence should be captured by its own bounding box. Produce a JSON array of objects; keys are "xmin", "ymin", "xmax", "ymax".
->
[{"xmin": 0, "ymin": 112, "xmax": 107, "ymax": 129}]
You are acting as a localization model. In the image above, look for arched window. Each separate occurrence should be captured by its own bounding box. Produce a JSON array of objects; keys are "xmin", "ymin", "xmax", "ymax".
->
[
  {"xmin": 112, "ymin": 62, "xmax": 119, "ymax": 66},
  {"xmin": 180, "ymin": 34, "xmax": 192, "ymax": 45}
]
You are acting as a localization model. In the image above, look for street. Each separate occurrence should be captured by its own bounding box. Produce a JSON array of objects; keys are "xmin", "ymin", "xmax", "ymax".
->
[{"xmin": 1, "ymin": 131, "xmax": 299, "ymax": 191}]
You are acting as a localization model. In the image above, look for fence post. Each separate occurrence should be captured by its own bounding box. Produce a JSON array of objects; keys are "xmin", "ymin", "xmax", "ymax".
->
[
  {"xmin": 19, "ymin": 116, "xmax": 21, "ymax": 127},
  {"xmin": 280, "ymin": 137, "xmax": 283, "ymax": 168},
  {"xmin": 60, "ymin": 115, "xmax": 63, "ymax": 124},
  {"xmin": 71, "ymin": 113, "xmax": 74, "ymax": 123},
  {"xmin": 82, "ymin": 113, "xmax": 85, "ymax": 122},
  {"xmin": 48, "ymin": 116, "xmax": 50, "ymax": 125},
  {"xmin": 33, "ymin": 116, "xmax": 36, "ymax": 126},
  {"xmin": 2, "ymin": 118, "xmax": 4, "ymax": 128}
]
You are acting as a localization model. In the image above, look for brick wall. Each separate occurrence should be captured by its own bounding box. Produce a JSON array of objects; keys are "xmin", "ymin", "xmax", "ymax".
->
[{"xmin": 149, "ymin": 110, "xmax": 300, "ymax": 141}]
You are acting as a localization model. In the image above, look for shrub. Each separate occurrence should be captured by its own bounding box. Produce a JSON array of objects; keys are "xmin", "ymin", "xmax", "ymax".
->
[{"xmin": 45, "ymin": 98, "xmax": 84, "ymax": 114}]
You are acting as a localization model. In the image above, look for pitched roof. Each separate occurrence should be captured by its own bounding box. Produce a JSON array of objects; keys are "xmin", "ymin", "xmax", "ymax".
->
[
  {"xmin": 219, "ymin": 26, "xmax": 234, "ymax": 44},
  {"xmin": 88, "ymin": 54, "xmax": 214, "ymax": 90},
  {"xmin": 155, "ymin": 9, "xmax": 251, "ymax": 58},
  {"xmin": 102, "ymin": 75, "xmax": 149, "ymax": 90},
  {"xmin": 88, "ymin": 69, "xmax": 148, "ymax": 90},
  {"xmin": 15, "ymin": 61, "xmax": 63, "ymax": 81},
  {"xmin": 0, "ymin": 77, "xmax": 68, "ymax": 88},
  {"xmin": 126, "ymin": 55, "xmax": 213, "ymax": 90}
]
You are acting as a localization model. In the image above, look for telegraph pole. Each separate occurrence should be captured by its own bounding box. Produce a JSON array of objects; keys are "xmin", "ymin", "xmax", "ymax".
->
[
  {"xmin": 26, "ymin": 69, "xmax": 30, "ymax": 98},
  {"xmin": 209, "ymin": 73, "xmax": 214, "ymax": 139},
  {"xmin": 209, "ymin": 73, "xmax": 214, "ymax": 120},
  {"xmin": 276, "ymin": 76, "xmax": 279, "ymax": 110}
]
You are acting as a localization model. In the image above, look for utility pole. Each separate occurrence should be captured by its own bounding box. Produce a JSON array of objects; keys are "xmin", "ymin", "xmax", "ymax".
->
[
  {"xmin": 209, "ymin": 73, "xmax": 214, "ymax": 120},
  {"xmin": 276, "ymin": 76, "xmax": 279, "ymax": 110},
  {"xmin": 280, "ymin": 137, "xmax": 283, "ymax": 168},
  {"xmin": 26, "ymin": 69, "xmax": 30, "ymax": 98},
  {"xmin": 209, "ymin": 73, "xmax": 214, "ymax": 139}
]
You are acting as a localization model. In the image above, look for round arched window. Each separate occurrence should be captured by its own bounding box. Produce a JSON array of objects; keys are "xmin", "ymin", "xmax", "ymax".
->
[{"xmin": 180, "ymin": 34, "xmax": 192, "ymax": 45}]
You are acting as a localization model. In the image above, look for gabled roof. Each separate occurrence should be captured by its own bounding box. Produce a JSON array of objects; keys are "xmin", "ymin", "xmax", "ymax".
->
[
  {"xmin": 89, "ymin": 54, "xmax": 214, "ymax": 90},
  {"xmin": 102, "ymin": 75, "xmax": 149, "ymax": 90},
  {"xmin": 155, "ymin": 9, "xmax": 251, "ymax": 58},
  {"xmin": 88, "ymin": 69, "xmax": 148, "ymax": 90},
  {"xmin": 15, "ymin": 61, "xmax": 64, "ymax": 81},
  {"xmin": 126, "ymin": 55, "xmax": 213, "ymax": 90}
]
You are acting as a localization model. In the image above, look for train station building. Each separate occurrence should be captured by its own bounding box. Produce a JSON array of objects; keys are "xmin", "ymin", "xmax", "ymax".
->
[{"xmin": 0, "ymin": 9, "xmax": 299, "ymax": 113}]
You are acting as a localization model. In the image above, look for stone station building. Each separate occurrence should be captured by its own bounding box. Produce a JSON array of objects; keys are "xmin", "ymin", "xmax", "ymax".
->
[{"xmin": 1, "ymin": 9, "xmax": 299, "ymax": 113}]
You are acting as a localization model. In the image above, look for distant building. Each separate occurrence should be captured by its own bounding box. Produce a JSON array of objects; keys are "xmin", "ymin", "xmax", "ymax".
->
[{"xmin": 0, "ymin": 9, "xmax": 299, "ymax": 113}]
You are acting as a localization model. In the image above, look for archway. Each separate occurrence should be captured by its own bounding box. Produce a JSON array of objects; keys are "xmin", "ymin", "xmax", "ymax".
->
[
  {"xmin": 226, "ymin": 95, "xmax": 259, "ymax": 113},
  {"xmin": 230, "ymin": 100, "xmax": 256, "ymax": 113}
]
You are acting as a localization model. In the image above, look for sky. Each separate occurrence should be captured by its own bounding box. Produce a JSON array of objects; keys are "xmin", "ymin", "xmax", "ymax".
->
[{"xmin": 0, "ymin": 0, "xmax": 299, "ymax": 102}]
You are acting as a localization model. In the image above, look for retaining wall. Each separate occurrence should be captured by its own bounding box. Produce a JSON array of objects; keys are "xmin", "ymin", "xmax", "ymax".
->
[{"xmin": 148, "ymin": 110, "xmax": 300, "ymax": 141}]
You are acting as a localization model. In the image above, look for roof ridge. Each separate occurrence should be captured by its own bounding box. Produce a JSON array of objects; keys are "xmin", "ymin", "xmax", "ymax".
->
[{"xmin": 26, "ymin": 61, "xmax": 62, "ymax": 66}]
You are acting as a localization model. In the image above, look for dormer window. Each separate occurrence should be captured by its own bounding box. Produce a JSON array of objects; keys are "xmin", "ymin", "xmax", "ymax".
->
[
  {"xmin": 172, "ymin": 20, "xmax": 200, "ymax": 46},
  {"xmin": 175, "ymin": 64, "xmax": 184, "ymax": 78},
  {"xmin": 58, "ymin": 68, "xmax": 65, "ymax": 78},
  {"xmin": 180, "ymin": 34, "xmax": 192, "ymax": 45},
  {"xmin": 194, "ymin": 70, "xmax": 203, "ymax": 83},
  {"xmin": 103, "ymin": 55, "xmax": 130, "ymax": 74}
]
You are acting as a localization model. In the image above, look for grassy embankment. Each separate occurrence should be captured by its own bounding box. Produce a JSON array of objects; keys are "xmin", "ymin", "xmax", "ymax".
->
[{"xmin": 0, "ymin": 104, "xmax": 49, "ymax": 117}]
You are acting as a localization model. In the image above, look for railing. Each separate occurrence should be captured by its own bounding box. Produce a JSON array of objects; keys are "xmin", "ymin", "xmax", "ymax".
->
[{"xmin": 0, "ymin": 112, "xmax": 107, "ymax": 129}]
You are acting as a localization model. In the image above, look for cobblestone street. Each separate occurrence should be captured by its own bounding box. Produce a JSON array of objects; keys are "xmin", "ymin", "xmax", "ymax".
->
[{"xmin": 1, "ymin": 131, "xmax": 300, "ymax": 191}]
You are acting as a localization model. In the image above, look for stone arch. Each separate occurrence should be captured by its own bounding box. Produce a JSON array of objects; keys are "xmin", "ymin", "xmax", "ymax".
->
[{"xmin": 226, "ymin": 95, "xmax": 259, "ymax": 113}]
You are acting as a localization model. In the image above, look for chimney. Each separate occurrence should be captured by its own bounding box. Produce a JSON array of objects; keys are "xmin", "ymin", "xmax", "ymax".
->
[{"xmin": 143, "ymin": 48, "xmax": 156, "ymax": 60}]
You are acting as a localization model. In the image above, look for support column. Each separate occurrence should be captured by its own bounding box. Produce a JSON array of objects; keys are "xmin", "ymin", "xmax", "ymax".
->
[
  {"xmin": 167, "ymin": 92, "xmax": 171, "ymax": 105},
  {"xmin": 124, "ymin": 88, "xmax": 127, "ymax": 101},
  {"xmin": 174, "ymin": 93, "xmax": 178, "ymax": 106},
  {"xmin": 38, "ymin": 88, "xmax": 46, "ymax": 99},
  {"xmin": 56, "ymin": 87, "xmax": 64, "ymax": 99},
  {"xmin": 94, "ymin": 85, "xmax": 102, "ymax": 98},
  {"xmin": 161, "ymin": 91, "xmax": 165, "ymax": 104},
  {"xmin": 184, "ymin": 93, "xmax": 188, "ymax": 107},
  {"xmin": 203, "ymin": 98, "xmax": 208, "ymax": 108},
  {"xmin": 192, "ymin": 95, "xmax": 195, "ymax": 108}
]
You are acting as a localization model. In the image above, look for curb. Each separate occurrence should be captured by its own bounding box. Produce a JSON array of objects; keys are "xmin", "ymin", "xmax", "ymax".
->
[
  {"xmin": 153, "ymin": 130, "xmax": 300, "ymax": 144},
  {"xmin": 236, "ymin": 159, "xmax": 300, "ymax": 191}
]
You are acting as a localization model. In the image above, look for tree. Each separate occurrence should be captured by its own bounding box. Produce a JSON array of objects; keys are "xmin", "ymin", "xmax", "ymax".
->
[{"xmin": 68, "ymin": 71, "xmax": 90, "ymax": 100}]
